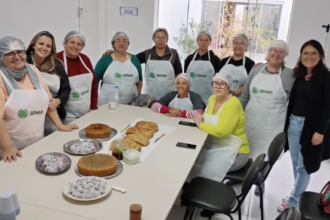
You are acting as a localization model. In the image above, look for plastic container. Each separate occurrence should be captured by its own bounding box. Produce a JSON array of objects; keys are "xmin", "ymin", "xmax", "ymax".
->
[
  {"xmin": 0, "ymin": 192, "xmax": 16, "ymax": 220},
  {"xmin": 123, "ymin": 149, "xmax": 141, "ymax": 165},
  {"xmin": 130, "ymin": 204, "xmax": 142, "ymax": 220}
]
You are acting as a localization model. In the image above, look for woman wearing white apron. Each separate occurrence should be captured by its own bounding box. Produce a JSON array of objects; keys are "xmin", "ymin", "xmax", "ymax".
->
[
  {"xmin": 57, "ymin": 31, "xmax": 99, "ymax": 124},
  {"xmin": 151, "ymin": 73, "xmax": 205, "ymax": 118},
  {"xmin": 218, "ymin": 33, "xmax": 255, "ymax": 97},
  {"xmin": 102, "ymin": 28, "xmax": 182, "ymax": 100},
  {"xmin": 190, "ymin": 72, "xmax": 250, "ymax": 217},
  {"xmin": 185, "ymin": 31, "xmax": 221, "ymax": 105},
  {"xmin": 26, "ymin": 31, "xmax": 72, "ymax": 136},
  {"xmin": 95, "ymin": 32, "xmax": 142, "ymax": 106},
  {"xmin": 240, "ymin": 40, "xmax": 294, "ymax": 194},
  {"xmin": 0, "ymin": 36, "xmax": 78, "ymax": 163}
]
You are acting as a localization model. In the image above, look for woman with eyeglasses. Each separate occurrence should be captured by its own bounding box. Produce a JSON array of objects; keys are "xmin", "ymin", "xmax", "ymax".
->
[
  {"xmin": 0, "ymin": 36, "xmax": 78, "ymax": 163},
  {"xmin": 278, "ymin": 40, "xmax": 330, "ymax": 212},
  {"xmin": 218, "ymin": 33, "xmax": 255, "ymax": 97},
  {"xmin": 103, "ymin": 28, "xmax": 183, "ymax": 99},
  {"xmin": 26, "ymin": 31, "xmax": 72, "ymax": 136}
]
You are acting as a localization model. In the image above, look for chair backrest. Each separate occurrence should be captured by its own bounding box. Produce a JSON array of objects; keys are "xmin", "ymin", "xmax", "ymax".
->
[
  {"xmin": 241, "ymin": 154, "xmax": 266, "ymax": 195},
  {"xmin": 275, "ymin": 207, "xmax": 301, "ymax": 220},
  {"xmin": 268, "ymin": 132, "xmax": 287, "ymax": 167}
]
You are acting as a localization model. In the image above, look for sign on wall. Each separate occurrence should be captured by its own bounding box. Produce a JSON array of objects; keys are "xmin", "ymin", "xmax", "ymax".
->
[{"xmin": 120, "ymin": 7, "xmax": 138, "ymax": 16}]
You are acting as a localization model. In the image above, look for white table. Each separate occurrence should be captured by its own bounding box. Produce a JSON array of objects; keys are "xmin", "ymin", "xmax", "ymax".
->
[{"xmin": 0, "ymin": 105, "xmax": 207, "ymax": 220}]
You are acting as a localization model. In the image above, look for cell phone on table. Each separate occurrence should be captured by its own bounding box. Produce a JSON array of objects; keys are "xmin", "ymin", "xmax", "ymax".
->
[
  {"xmin": 178, "ymin": 121, "xmax": 197, "ymax": 127},
  {"xmin": 176, "ymin": 142, "xmax": 197, "ymax": 150}
]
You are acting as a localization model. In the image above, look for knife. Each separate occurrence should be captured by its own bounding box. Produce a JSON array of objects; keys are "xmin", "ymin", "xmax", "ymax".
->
[
  {"xmin": 154, "ymin": 134, "xmax": 165, "ymax": 143},
  {"xmin": 120, "ymin": 124, "xmax": 130, "ymax": 133}
]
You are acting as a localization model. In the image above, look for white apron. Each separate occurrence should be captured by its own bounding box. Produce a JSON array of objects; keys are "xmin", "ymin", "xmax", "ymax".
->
[
  {"xmin": 62, "ymin": 51, "xmax": 93, "ymax": 124},
  {"xmin": 187, "ymin": 95, "xmax": 243, "ymax": 182},
  {"xmin": 245, "ymin": 65, "xmax": 287, "ymax": 159},
  {"xmin": 98, "ymin": 53, "xmax": 139, "ymax": 106},
  {"xmin": 186, "ymin": 51, "xmax": 214, "ymax": 105},
  {"xmin": 168, "ymin": 93, "xmax": 193, "ymax": 110},
  {"xmin": 143, "ymin": 51, "xmax": 175, "ymax": 100},
  {"xmin": 0, "ymin": 71, "xmax": 48, "ymax": 157},
  {"xmin": 219, "ymin": 56, "xmax": 247, "ymax": 94}
]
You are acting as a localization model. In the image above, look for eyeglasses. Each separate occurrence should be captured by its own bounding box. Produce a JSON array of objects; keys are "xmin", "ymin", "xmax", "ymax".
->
[
  {"xmin": 302, "ymin": 51, "xmax": 319, "ymax": 57},
  {"xmin": 212, "ymin": 81, "xmax": 228, "ymax": 89},
  {"xmin": 269, "ymin": 48, "xmax": 285, "ymax": 56},
  {"xmin": 4, "ymin": 50, "xmax": 26, "ymax": 59},
  {"xmin": 155, "ymin": 36, "xmax": 167, "ymax": 41},
  {"xmin": 233, "ymin": 42, "xmax": 246, "ymax": 47}
]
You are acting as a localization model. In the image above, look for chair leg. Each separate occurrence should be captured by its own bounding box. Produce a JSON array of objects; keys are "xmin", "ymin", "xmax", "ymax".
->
[
  {"xmin": 188, "ymin": 206, "xmax": 195, "ymax": 220},
  {"xmin": 224, "ymin": 213, "xmax": 234, "ymax": 220},
  {"xmin": 183, "ymin": 206, "xmax": 193, "ymax": 220},
  {"xmin": 238, "ymin": 205, "xmax": 242, "ymax": 220},
  {"xmin": 258, "ymin": 184, "xmax": 264, "ymax": 220}
]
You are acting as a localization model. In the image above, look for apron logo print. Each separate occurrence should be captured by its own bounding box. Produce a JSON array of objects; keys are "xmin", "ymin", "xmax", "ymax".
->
[
  {"xmin": 252, "ymin": 87, "xmax": 259, "ymax": 94},
  {"xmin": 17, "ymin": 109, "xmax": 29, "ymax": 119},
  {"xmin": 115, "ymin": 73, "xmax": 122, "ymax": 79},
  {"xmin": 72, "ymin": 92, "xmax": 80, "ymax": 99},
  {"xmin": 123, "ymin": 74, "xmax": 133, "ymax": 77},
  {"xmin": 150, "ymin": 72, "xmax": 155, "ymax": 78},
  {"xmin": 190, "ymin": 72, "xmax": 196, "ymax": 78},
  {"xmin": 233, "ymin": 80, "xmax": 239, "ymax": 83}
]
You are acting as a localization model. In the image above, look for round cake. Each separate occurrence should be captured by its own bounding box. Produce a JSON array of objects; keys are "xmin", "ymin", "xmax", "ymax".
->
[
  {"xmin": 78, "ymin": 154, "xmax": 117, "ymax": 177},
  {"xmin": 86, "ymin": 123, "xmax": 111, "ymax": 139}
]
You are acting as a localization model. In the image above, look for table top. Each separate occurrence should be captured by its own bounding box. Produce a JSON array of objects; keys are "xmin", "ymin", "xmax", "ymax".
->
[{"xmin": 0, "ymin": 105, "xmax": 207, "ymax": 220}]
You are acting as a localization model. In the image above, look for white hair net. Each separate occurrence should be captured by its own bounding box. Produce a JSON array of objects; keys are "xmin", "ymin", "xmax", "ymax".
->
[
  {"xmin": 197, "ymin": 31, "xmax": 212, "ymax": 41},
  {"xmin": 176, "ymin": 73, "xmax": 192, "ymax": 88},
  {"xmin": 111, "ymin": 31, "xmax": 130, "ymax": 44},
  {"xmin": 63, "ymin": 31, "xmax": 86, "ymax": 48},
  {"xmin": 152, "ymin": 28, "xmax": 169, "ymax": 40},
  {"xmin": 0, "ymin": 36, "xmax": 26, "ymax": 60},
  {"xmin": 268, "ymin": 39, "xmax": 289, "ymax": 56},
  {"xmin": 213, "ymin": 72, "xmax": 233, "ymax": 90},
  {"xmin": 233, "ymin": 33, "xmax": 249, "ymax": 49}
]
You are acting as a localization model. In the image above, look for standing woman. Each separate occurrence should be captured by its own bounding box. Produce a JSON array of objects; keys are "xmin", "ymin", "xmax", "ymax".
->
[
  {"xmin": 57, "ymin": 31, "xmax": 98, "ymax": 124},
  {"xmin": 278, "ymin": 40, "xmax": 330, "ymax": 211},
  {"xmin": 95, "ymin": 32, "xmax": 142, "ymax": 106},
  {"xmin": 219, "ymin": 34, "xmax": 255, "ymax": 97},
  {"xmin": 26, "ymin": 31, "xmax": 71, "ymax": 136},
  {"xmin": 185, "ymin": 31, "xmax": 221, "ymax": 105}
]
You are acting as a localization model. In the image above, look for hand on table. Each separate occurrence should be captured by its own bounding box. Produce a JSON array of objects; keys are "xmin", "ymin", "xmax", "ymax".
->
[
  {"xmin": 169, "ymin": 108, "xmax": 182, "ymax": 117},
  {"xmin": 311, "ymin": 132, "xmax": 323, "ymax": 146},
  {"xmin": 194, "ymin": 113, "xmax": 204, "ymax": 127},
  {"xmin": 48, "ymin": 98, "xmax": 61, "ymax": 112},
  {"xmin": 103, "ymin": 50, "xmax": 113, "ymax": 56},
  {"xmin": 58, "ymin": 124, "xmax": 79, "ymax": 132},
  {"xmin": 2, "ymin": 147, "xmax": 22, "ymax": 163}
]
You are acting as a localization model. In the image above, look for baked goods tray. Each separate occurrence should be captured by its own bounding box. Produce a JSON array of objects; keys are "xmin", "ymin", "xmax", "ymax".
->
[
  {"xmin": 63, "ymin": 139, "xmax": 103, "ymax": 155},
  {"xmin": 79, "ymin": 128, "xmax": 118, "ymax": 141}
]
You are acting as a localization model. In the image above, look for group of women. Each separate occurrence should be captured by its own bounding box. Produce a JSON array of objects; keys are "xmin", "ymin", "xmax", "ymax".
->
[{"xmin": 0, "ymin": 27, "xmax": 329, "ymax": 215}]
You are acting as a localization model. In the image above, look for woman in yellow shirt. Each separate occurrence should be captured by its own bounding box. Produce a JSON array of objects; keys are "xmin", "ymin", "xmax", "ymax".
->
[{"xmin": 191, "ymin": 72, "xmax": 250, "ymax": 217}]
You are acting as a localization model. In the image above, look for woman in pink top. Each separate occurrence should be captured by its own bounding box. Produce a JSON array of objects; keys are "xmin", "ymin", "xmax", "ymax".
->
[{"xmin": 0, "ymin": 36, "xmax": 78, "ymax": 163}]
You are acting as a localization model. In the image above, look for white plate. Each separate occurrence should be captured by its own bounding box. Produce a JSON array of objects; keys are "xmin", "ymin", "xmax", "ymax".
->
[{"xmin": 63, "ymin": 177, "xmax": 112, "ymax": 201}]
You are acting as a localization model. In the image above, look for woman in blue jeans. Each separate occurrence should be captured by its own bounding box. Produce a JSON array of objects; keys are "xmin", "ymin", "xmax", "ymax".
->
[{"xmin": 278, "ymin": 40, "xmax": 330, "ymax": 211}]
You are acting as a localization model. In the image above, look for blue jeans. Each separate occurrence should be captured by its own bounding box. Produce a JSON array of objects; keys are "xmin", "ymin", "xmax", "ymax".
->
[{"xmin": 286, "ymin": 115, "xmax": 311, "ymax": 207}]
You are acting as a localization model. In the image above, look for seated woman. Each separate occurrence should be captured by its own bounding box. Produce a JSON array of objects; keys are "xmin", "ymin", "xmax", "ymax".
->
[
  {"xmin": 190, "ymin": 72, "xmax": 250, "ymax": 217},
  {"xmin": 151, "ymin": 73, "xmax": 205, "ymax": 119},
  {"xmin": 95, "ymin": 32, "xmax": 142, "ymax": 105},
  {"xmin": 0, "ymin": 36, "xmax": 78, "ymax": 163},
  {"xmin": 26, "ymin": 31, "xmax": 71, "ymax": 136},
  {"xmin": 57, "ymin": 31, "xmax": 98, "ymax": 124}
]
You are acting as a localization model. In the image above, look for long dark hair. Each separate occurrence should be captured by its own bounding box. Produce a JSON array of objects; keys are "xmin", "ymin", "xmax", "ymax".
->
[
  {"xmin": 26, "ymin": 31, "xmax": 60, "ymax": 75},
  {"xmin": 294, "ymin": 39, "xmax": 328, "ymax": 79}
]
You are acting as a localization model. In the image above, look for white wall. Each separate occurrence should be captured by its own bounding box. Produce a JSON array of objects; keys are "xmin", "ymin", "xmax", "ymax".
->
[{"xmin": 286, "ymin": 0, "xmax": 330, "ymax": 68}]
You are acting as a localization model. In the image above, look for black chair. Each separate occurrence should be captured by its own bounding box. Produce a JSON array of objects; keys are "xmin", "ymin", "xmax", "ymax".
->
[
  {"xmin": 222, "ymin": 132, "xmax": 287, "ymax": 220},
  {"xmin": 299, "ymin": 191, "xmax": 330, "ymax": 220},
  {"xmin": 181, "ymin": 154, "xmax": 266, "ymax": 220},
  {"xmin": 275, "ymin": 207, "xmax": 301, "ymax": 220}
]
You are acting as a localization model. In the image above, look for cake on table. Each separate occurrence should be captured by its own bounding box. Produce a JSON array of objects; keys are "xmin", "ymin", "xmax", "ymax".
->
[
  {"xmin": 86, "ymin": 123, "xmax": 111, "ymax": 139},
  {"xmin": 78, "ymin": 154, "xmax": 117, "ymax": 176}
]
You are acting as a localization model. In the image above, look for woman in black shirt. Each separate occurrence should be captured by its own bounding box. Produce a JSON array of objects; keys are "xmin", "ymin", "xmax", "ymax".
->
[
  {"xmin": 278, "ymin": 40, "xmax": 330, "ymax": 211},
  {"xmin": 26, "ymin": 31, "xmax": 71, "ymax": 136}
]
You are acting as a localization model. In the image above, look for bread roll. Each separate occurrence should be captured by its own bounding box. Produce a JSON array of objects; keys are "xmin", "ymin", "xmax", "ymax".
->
[
  {"xmin": 126, "ymin": 127, "xmax": 154, "ymax": 139},
  {"xmin": 123, "ymin": 134, "xmax": 149, "ymax": 146},
  {"xmin": 122, "ymin": 139, "xmax": 142, "ymax": 152},
  {"xmin": 135, "ymin": 121, "xmax": 159, "ymax": 132}
]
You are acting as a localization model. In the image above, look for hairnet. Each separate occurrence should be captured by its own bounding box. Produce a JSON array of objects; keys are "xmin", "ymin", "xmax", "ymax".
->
[
  {"xmin": 176, "ymin": 73, "xmax": 192, "ymax": 88},
  {"xmin": 197, "ymin": 31, "xmax": 212, "ymax": 41},
  {"xmin": 232, "ymin": 33, "xmax": 249, "ymax": 49},
  {"xmin": 268, "ymin": 39, "xmax": 289, "ymax": 56},
  {"xmin": 152, "ymin": 28, "xmax": 169, "ymax": 40},
  {"xmin": 213, "ymin": 72, "xmax": 233, "ymax": 90},
  {"xmin": 63, "ymin": 31, "xmax": 86, "ymax": 48},
  {"xmin": 111, "ymin": 31, "xmax": 130, "ymax": 44},
  {"xmin": 0, "ymin": 36, "xmax": 26, "ymax": 60}
]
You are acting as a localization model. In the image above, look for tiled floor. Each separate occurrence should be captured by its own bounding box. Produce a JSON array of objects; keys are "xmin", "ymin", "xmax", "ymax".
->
[{"xmin": 166, "ymin": 152, "xmax": 330, "ymax": 220}]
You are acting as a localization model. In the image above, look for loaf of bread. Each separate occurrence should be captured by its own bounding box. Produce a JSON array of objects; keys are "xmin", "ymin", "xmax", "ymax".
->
[
  {"xmin": 122, "ymin": 139, "xmax": 142, "ymax": 152},
  {"xmin": 123, "ymin": 134, "xmax": 149, "ymax": 146},
  {"xmin": 126, "ymin": 127, "xmax": 155, "ymax": 139},
  {"xmin": 135, "ymin": 121, "xmax": 158, "ymax": 132}
]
